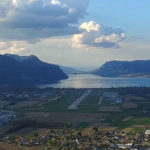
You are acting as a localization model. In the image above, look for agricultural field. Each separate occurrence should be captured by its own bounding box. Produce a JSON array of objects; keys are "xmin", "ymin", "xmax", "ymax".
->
[
  {"xmin": 0, "ymin": 143, "xmax": 43, "ymax": 150},
  {"xmin": 1, "ymin": 87, "xmax": 150, "ymax": 134}
]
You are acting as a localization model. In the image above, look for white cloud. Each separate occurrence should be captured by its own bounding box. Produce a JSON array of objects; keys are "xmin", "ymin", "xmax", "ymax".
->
[
  {"xmin": 12, "ymin": 0, "xmax": 38, "ymax": 6},
  {"xmin": 0, "ymin": 41, "xmax": 26, "ymax": 54},
  {"xmin": 8, "ymin": 44, "xmax": 25, "ymax": 54},
  {"xmin": 28, "ymin": 0, "xmax": 38, "ymax": 3},
  {"xmin": 12, "ymin": 0, "xmax": 18, "ymax": 6},
  {"xmin": 72, "ymin": 21, "xmax": 126, "ymax": 48},
  {"xmin": 0, "ymin": 41, "xmax": 7, "ymax": 49},
  {"xmin": 79, "ymin": 21, "xmax": 101, "ymax": 32},
  {"xmin": 68, "ymin": 8, "xmax": 75, "ymax": 14},
  {"xmin": 95, "ymin": 33, "xmax": 126, "ymax": 43},
  {"xmin": 50, "ymin": 0, "xmax": 61, "ymax": 6}
]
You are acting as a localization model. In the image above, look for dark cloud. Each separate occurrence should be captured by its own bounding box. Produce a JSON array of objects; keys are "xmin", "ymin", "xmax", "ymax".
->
[{"xmin": 0, "ymin": 0, "xmax": 90, "ymax": 41}]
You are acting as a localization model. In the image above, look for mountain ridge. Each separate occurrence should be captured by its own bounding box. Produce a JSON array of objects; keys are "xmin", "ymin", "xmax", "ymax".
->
[
  {"xmin": 0, "ymin": 54, "xmax": 68, "ymax": 86},
  {"xmin": 92, "ymin": 60, "xmax": 150, "ymax": 77}
]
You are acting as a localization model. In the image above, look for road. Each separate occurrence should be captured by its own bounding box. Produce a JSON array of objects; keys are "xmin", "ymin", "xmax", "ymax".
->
[{"xmin": 68, "ymin": 90, "xmax": 92, "ymax": 110}]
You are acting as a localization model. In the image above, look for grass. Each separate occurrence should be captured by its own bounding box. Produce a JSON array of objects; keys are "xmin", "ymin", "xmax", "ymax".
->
[
  {"xmin": 77, "ymin": 122, "xmax": 90, "ymax": 129},
  {"xmin": 103, "ymin": 112, "xmax": 150, "ymax": 130},
  {"xmin": 0, "ymin": 143, "xmax": 43, "ymax": 150},
  {"xmin": 21, "ymin": 90, "xmax": 84, "ymax": 112},
  {"xmin": 21, "ymin": 89, "xmax": 102, "ymax": 113},
  {"xmin": 99, "ymin": 106, "xmax": 122, "ymax": 112},
  {"xmin": 80, "ymin": 93, "xmax": 99, "ymax": 105},
  {"xmin": 118, "ymin": 117, "xmax": 150, "ymax": 130},
  {"xmin": 100, "ymin": 98, "xmax": 115, "ymax": 107},
  {"xmin": 41, "ymin": 92, "xmax": 79, "ymax": 112},
  {"xmin": 13, "ymin": 88, "xmax": 150, "ymax": 130},
  {"xmin": 132, "ymin": 127, "xmax": 145, "ymax": 133},
  {"xmin": 76, "ymin": 104, "xmax": 100, "ymax": 113}
]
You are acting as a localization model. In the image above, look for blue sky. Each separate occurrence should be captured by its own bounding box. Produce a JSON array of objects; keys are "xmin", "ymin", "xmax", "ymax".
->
[
  {"xmin": 87, "ymin": 0, "xmax": 150, "ymax": 38},
  {"xmin": 0, "ymin": 0, "xmax": 150, "ymax": 68}
]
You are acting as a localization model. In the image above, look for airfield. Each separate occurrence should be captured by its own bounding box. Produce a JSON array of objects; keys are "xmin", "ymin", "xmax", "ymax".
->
[{"xmin": 1, "ymin": 87, "xmax": 150, "ymax": 134}]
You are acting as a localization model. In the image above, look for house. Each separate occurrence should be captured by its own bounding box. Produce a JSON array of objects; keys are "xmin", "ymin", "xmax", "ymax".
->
[{"xmin": 145, "ymin": 130, "xmax": 150, "ymax": 136}]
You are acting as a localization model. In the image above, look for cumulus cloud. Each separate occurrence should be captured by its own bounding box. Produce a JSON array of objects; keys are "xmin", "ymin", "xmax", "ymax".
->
[
  {"xmin": 50, "ymin": 0, "xmax": 61, "ymax": 6},
  {"xmin": 0, "ymin": 41, "xmax": 26, "ymax": 54},
  {"xmin": 72, "ymin": 21, "xmax": 126, "ymax": 48},
  {"xmin": 0, "ymin": 0, "xmax": 89, "ymax": 42},
  {"xmin": 80, "ymin": 21, "xmax": 101, "ymax": 32}
]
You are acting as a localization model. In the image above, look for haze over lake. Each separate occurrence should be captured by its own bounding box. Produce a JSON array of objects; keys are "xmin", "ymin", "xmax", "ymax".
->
[{"xmin": 39, "ymin": 74, "xmax": 150, "ymax": 88}]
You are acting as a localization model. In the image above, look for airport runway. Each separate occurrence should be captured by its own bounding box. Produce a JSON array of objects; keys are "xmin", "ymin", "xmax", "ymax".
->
[
  {"xmin": 68, "ymin": 90, "xmax": 92, "ymax": 110},
  {"xmin": 98, "ymin": 96, "xmax": 103, "ymax": 104}
]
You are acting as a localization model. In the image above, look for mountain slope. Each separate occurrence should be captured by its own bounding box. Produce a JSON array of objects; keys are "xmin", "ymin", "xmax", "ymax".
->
[
  {"xmin": 0, "ymin": 54, "xmax": 68, "ymax": 85},
  {"xmin": 93, "ymin": 60, "xmax": 150, "ymax": 77},
  {"xmin": 59, "ymin": 66, "xmax": 84, "ymax": 74}
]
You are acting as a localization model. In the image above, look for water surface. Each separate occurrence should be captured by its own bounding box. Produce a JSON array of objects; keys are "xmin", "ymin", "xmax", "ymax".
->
[{"xmin": 39, "ymin": 74, "xmax": 150, "ymax": 88}]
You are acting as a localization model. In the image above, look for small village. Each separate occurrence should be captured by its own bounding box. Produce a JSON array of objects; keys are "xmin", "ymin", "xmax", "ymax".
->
[
  {"xmin": 0, "ymin": 110, "xmax": 17, "ymax": 127},
  {"xmin": 1, "ymin": 128, "xmax": 150, "ymax": 149},
  {"xmin": 0, "ymin": 88, "xmax": 55, "ymax": 101}
]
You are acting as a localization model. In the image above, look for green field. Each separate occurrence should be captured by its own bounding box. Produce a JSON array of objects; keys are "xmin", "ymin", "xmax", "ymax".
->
[
  {"xmin": 21, "ymin": 89, "xmax": 85, "ymax": 112},
  {"xmin": 6, "ymin": 88, "xmax": 150, "ymax": 131},
  {"xmin": 20, "ymin": 89, "xmax": 102, "ymax": 113}
]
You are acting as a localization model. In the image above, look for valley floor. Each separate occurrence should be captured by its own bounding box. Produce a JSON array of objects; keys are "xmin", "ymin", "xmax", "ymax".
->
[{"xmin": 0, "ymin": 87, "xmax": 150, "ymax": 149}]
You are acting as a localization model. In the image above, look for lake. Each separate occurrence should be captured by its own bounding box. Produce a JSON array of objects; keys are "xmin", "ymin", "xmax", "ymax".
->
[{"xmin": 39, "ymin": 74, "xmax": 150, "ymax": 88}]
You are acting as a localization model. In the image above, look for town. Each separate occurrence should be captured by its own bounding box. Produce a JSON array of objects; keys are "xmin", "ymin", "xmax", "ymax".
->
[{"xmin": 1, "ymin": 128, "xmax": 150, "ymax": 149}]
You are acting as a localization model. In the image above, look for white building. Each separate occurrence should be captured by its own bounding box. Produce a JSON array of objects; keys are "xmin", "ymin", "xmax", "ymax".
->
[{"xmin": 145, "ymin": 129, "xmax": 150, "ymax": 135}]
